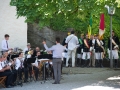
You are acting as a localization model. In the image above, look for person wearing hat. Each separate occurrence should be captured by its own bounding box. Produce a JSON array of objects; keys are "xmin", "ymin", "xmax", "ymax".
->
[
  {"xmin": 23, "ymin": 43, "xmax": 31, "ymax": 56},
  {"xmin": 108, "ymin": 30, "xmax": 119, "ymax": 68},
  {"xmin": 62, "ymin": 32, "xmax": 70, "ymax": 46},
  {"xmin": 62, "ymin": 32, "xmax": 71, "ymax": 66}
]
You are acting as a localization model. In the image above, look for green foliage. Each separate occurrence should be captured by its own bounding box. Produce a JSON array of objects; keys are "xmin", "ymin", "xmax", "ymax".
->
[{"xmin": 10, "ymin": 0, "xmax": 120, "ymax": 39}]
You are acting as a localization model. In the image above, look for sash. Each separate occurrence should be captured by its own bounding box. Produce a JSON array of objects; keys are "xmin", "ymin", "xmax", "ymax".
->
[
  {"xmin": 96, "ymin": 39, "xmax": 105, "ymax": 55},
  {"xmin": 79, "ymin": 38, "xmax": 83, "ymax": 44},
  {"xmin": 96, "ymin": 39, "xmax": 101, "ymax": 46},
  {"xmin": 112, "ymin": 39, "xmax": 119, "ymax": 50},
  {"xmin": 67, "ymin": 36, "xmax": 74, "ymax": 43},
  {"xmin": 84, "ymin": 39, "xmax": 89, "ymax": 48}
]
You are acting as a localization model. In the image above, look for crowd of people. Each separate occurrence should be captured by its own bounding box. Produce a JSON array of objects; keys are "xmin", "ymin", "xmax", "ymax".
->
[
  {"xmin": 0, "ymin": 34, "xmax": 53, "ymax": 88},
  {"xmin": 0, "ymin": 30, "xmax": 120, "ymax": 88},
  {"xmin": 62, "ymin": 30, "xmax": 119, "ymax": 68}
]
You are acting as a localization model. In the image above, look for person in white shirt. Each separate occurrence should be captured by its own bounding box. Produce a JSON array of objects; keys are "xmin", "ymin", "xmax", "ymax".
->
[
  {"xmin": 1, "ymin": 34, "xmax": 12, "ymax": 55},
  {"xmin": 23, "ymin": 43, "xmax": 31, "ymax": 55},
  {"xmin": 65, "ymin": 31, "xmax": 79, "ymax": 67},
  {"xmin": 0, "ymin": 55, "xmax": 14, "ymax": 88},
  {"xmin": 0, "ymin": 53, "xmax": 16, "ymax": 88},
  {"xmin": 15, "ymin": 52, "xmax": 28, "ymax": 83}
]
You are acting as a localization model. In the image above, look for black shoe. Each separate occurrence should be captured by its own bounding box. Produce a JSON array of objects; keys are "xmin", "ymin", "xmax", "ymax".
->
[
  {"xmin": 87, "ymin": 65, "xmax": 90, "ymax": 68},
  {"xmin": 66, "ymin": 65, "xmax": 69, "ymax": 68},
  {"xmin": 24, "ymin": 80, "xmax": 29, "ymax": 83},
  {"xmin": 6, "ymin": 85, "xmax": 14, "ymax": 88},
  {"xmin": 17, "ymin": 82, "xmax": 22, "ymax": 85},
  {"xmin": 10, "ymin": 83, "xmax": 16, "ymax": 86},
  {"xmin": 52, "ymin": 82, "xmax": 57, "ymax": 84}
]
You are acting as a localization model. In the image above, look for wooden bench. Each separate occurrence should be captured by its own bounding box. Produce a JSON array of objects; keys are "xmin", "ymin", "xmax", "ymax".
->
[{"xmin": 0, "ymin": 76, "xmax": 7, "ymax": 88}]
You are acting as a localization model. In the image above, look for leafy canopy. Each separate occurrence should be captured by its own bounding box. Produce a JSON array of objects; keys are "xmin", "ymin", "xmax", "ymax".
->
[{"xmin": 10, "ymin": 0, "xmax": 120, "ymax": 38}]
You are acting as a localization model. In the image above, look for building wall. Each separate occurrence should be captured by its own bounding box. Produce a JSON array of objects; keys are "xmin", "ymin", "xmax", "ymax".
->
[{"xmin": 0, "ymin": 0, "xmax": 27, "ymax": 50}]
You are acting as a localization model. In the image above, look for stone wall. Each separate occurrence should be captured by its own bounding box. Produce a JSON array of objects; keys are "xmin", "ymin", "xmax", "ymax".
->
[{"xmin": 27, "ymin": 23, "xmax": 68, "ymax": 49}]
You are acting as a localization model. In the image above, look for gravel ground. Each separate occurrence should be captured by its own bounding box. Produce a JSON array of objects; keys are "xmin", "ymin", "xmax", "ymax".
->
[{"xmin": 0, "ymin": 68, "xmax": 120, "ymax": 90}]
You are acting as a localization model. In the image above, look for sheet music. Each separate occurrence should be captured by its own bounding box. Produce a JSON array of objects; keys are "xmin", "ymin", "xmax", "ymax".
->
[{"xmin": 38, "ymin": 59, "xmax": 49, "ymax": 61}]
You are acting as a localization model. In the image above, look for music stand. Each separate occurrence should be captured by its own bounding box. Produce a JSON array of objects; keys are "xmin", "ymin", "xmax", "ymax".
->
[
  {"xmin": 11, "ymin": 55, "xmax": 19, "ymax": 60},
  {"xmin": 38, "ymin": 55, "xmax": 43, "ymax": 59},
  {"xmin": 26, "ymin": 58, "xmax": 36, "ymax": 64},
  {"xmin": 38, "ymin": 54, "xmax": 53, "ymax": 84},
  {"xmin": 26, "ymin": 57, "xmax": 36, "ymax": 81},
  {"xmin": 46, "ymin": 54, "xmax": 53, "ymax": 80}
]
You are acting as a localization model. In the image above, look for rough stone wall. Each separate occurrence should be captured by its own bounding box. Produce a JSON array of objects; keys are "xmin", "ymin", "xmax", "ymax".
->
[{"xmin": 27, "ymin": 23, "xmax": 68, "ymax": 50}]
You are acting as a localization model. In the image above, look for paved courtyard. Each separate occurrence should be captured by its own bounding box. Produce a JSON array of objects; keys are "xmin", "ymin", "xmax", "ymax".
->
[{"xmin": 0, "ymin": 68, "xmax": 120, "ymax": 90}]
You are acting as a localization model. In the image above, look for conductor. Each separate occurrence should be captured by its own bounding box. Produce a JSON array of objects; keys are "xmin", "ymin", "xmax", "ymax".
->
[{"xmin": 42, "ymin": 37, "xmax": 65, "ymax": 84}]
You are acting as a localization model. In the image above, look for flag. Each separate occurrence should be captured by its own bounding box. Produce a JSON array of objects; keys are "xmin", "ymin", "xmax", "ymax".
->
[
  {"xmin": 99, "ymin": 13, "xmax": 105, "ymax": 39},
  {"xmin": 88, "ymin": 15, "xmax": 92, "ymax": 39}
]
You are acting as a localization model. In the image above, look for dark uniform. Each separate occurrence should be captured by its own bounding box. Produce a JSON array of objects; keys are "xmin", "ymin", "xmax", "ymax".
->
[
  {"xmin": 108, "ymin": 35, "xmax": 119, "ymax": 68},
  {"xmin": 94, "ymin": 39, "xmax": 105, "ymax": 67},
  {"xmin": 82, "ymin": 38, "xmax": 91, "ymax": 67},
  {"xmin": 76, "ymin": 38, "xmax": 83, "ymax": 67}
]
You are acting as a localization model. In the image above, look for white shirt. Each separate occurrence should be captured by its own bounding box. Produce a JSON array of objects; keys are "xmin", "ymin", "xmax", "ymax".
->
[
  {"xmin": 0, "ymin": 61, "xmax": 2, "ymax": 70},
  {"xmin": 92, "ymin": 39, "xmax": 95, "ymax": 45},
  {"xmin": 65, "ymin": 34, "xmax": 79, "ymax": 50},
  {"xmin": 32, "ymin": 59, "xmax": 38, "ymax": 67},
  {"xmin": 1, "ymin": 60, "xmax": 11, "ymax": 68},
  {"xmin": 27, "ymin": 54, "xmax": 31, "ymax": 58},
  {"xmin": 15, "ymin": 57, "xmax": 24, "ymax": 70},
  {"xmin": 1, "ymin": 39, "xmax": 9, "ymax": 51}
]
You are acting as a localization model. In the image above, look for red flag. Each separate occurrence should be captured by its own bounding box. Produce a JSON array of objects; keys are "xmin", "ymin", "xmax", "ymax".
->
[{"xmin": 99, "ymin": 13, "xmax": 105, "ymax": 38}]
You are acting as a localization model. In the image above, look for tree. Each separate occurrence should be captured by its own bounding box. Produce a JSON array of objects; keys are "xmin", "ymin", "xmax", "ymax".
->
[{"xmin": 10, "ymin": 0, "xmax": 120, "ymax": 38}]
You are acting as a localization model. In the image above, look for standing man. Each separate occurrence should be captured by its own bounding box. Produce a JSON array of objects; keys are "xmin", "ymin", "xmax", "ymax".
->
[
  {"xmin": 94, "ymin": 35, "xmax": 105, "ymax": 67},
  {"xmin": 82, "ymin": 34, "xmax": 91, "ymax": 67},
  {"xmin": 1, "ymin": 34, "xmax": 12, "ymax": 55},
  {"xmin": 89, "ymin": 35, "xmax": 95, "ymax": 67},
  {"xmin": 76, "ymin": 34, "xmax": 84, "ymax": 67},
  {"xmin": 62, "ymin": 32, "xmax": 70, "ymax": 66},
  {"xmin": 108, "ymin": 31, "xmax": 119, "ymax": 68},
  {"xmin": 42, "ymin": 37, "xmax": 65, "ymax": 84},
  {"xmin": 65, "ymin": 31, "xmax": 79, "ymax": 67}
]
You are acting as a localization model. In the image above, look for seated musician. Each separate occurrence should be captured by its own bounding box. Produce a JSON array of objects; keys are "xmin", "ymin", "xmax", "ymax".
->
[
  {"xmin": 46, "ymin": 51, "xmax": 54, "ymax": 78},
  {"xmin": 0, "ymin": 55, "xmax": 14, "ymax": 88},
  {"xmin": 31, "ymin": 51, "xmax": 40, "ymax": 81},
  {"xmin": 23, "ymin": 43, "xmax": 31, "ymax": 56},
  {"xmin": 15, "ymin": 52, "xmax": 28, "ymax": 83},
  {"xmin": 26, "ymin": 49, "xmax": 34, "ymax": 79},
  {"xmin": 32, "ymin": 47, "xmax": 40, "ymax": 57},
  {"xmin": 2, "ymin": 52, "xmax": 17, "ymax": 85}
]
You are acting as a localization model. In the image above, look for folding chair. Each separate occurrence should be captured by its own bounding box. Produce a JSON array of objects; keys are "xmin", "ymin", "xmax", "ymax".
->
[{"xmin": 0, "ymin": 76, "xmax": 7, "ymax": 88}]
